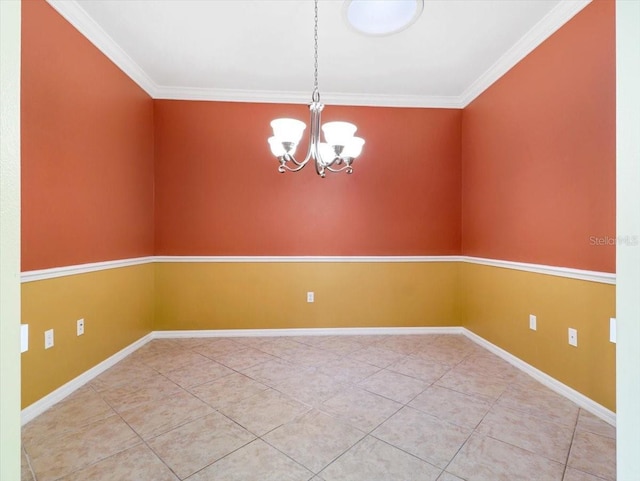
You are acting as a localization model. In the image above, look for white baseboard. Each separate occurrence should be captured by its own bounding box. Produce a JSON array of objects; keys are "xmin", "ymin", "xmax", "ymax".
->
[
  {"xmin": 21, "ymin": 327, "xmax": 615, "ymax": 428},
  {"xmin": 462, "ymin": 328, "xmax": 616, "ymax": 427},
  {"xmin": 152, "ymin": 326, "xmax": 464, "ymax": 339},
  {"xmin": 21, "ymin": 334, "xmax": 153, "ymax": 425}
]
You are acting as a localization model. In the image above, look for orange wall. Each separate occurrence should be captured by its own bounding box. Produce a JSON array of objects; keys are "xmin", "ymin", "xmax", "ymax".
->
[
  {"xmin": 23, "ymin": 0, "xmax": 615, "ymax": 269},
  {"xmin": 461, "ymin": 0, "xmax": 615, "ymax": 272},
  {"xmin": 154, "ymin": 101, "xmax": 462, "ymax": 255},
  {"xmin": 21, "ymin": 0, "xmax": 154, "ymax": 271}
]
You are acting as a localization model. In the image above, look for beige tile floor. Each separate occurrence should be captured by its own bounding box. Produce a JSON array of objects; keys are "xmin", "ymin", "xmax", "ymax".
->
[{"xmin": 21, "ymin": 334, "xmax": 616, "ymax": 481}]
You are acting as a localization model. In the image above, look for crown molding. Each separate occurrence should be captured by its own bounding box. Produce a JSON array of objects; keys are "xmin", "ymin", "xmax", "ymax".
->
[
  {"xmin": 46, "ymin": 0, "xmax": 158, "ymax": 97},
  {"xmin": 459, "ymin": 0, "xmax": 591, "ymax": 107},
  {"xmin": 153, "ymin": 87, "xmax": 312, "ymax": 105},
  {"xmin": 47, "ymin": 0, "xmax": 589, "ymax": 109},
  {"xmin": 154, "ymin": 86, "xmax": 464, "ymax": 109},
  {"xmin": 307, "ymin": 91, "xmax": 463, "ymax": 109}
]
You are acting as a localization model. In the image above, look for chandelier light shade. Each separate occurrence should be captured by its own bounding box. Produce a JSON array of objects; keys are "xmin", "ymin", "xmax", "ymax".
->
[{"xmin": 268, "ymin": 0, "xmax": 365, "ymax": 178}]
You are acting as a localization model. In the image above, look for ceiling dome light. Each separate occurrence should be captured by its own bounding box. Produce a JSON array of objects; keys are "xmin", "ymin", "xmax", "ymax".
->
[{"xmin": 344, "ymin": 0, "xmax": 424, "ymax": 36}]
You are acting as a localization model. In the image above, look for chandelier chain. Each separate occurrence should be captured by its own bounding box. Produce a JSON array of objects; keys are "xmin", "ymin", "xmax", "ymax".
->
[{"xmin": 312, "ymin": 0, "xmax": 320, "ymax": 103}]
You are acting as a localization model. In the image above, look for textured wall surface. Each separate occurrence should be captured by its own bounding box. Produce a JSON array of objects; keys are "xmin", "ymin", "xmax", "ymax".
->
[
  {"xmin": 154, "ymin": 101, "xmax": 462, "ymax": 256},
  {"xmin": 20, "ymin": 0, "xmax": 155, "ymax": 408},
  {"xmin": 20, "ymin": 0, "xmax": 616, "ymax": 414},
  {"xmin": 462, "ymin": 0, "xmax": 615, "ymax": 273},
  {"xmin": 21, "ymin": 0, "xmax": 154, "ymax": 271}
]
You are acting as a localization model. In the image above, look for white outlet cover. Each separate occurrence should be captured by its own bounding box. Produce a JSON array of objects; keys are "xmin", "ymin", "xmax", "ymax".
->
[
  {"xmin": 77, "ymin": 318, "xmax": 85, "ymax": 336},
  {"xmin": 529, "ymin": 314, "xmax": 537, "ymax": 331},
  {"xmin": 568, "ymin": 328, "xmax": 578, "ymax": 347},
  {"xmin": 307, "ymin": 291, "xmax": 314, "ymax": 303},
  {"xmin": 44, "ymin": 329, "xmax": 54, "ymax": 349}
]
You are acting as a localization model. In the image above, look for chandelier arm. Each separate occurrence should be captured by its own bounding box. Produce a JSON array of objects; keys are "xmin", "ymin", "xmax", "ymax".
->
[
  {"xmin": 321, "ymin": 156, "xmax": 340, "ymax": 168},
  {"xmin": 286, "ymin": 101, "xmax": 322, "ymax": 168},
  {"xmin": 285, "ymin": 154, "xmax": 309, "ymax": 168},
  {"xmin": 310, "ymin": 104, "xmax": 320, "ymax": 154},
  {"xmin": 278, "ymin": 159, "xmax": 307, "ymax": 173},
  {"xmin": 281, "ymin": 149, "xmax": 312, "ymax": 170},
  {"xmin": 309, "ymin": 101, "xmax": 323, "ymax": 160},
  {"xmin": 325, "ymin": 162, "xmax": 354, "ymax": 174}
]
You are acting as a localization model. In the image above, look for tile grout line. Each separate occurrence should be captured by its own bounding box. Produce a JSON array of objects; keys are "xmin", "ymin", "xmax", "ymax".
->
[
  {"xmin": 439, "ymin": 364, "xmax": 528, "ymax": 477},
  {"xmin": 562, "ymin": 409, "xmax": 582, "ymax": 481},
  {"xmin": 206, "ymin": 336, "xmax": 475, "ymax": 478},
  {"xmin": 23, "ymin": 446, "xmax": 37, "ymax": 481},
  {"xmin": 179, "ymin": 435, "xmax": 257, "ymax": 480},
  {"xmin": 362, "ymin": 357, "xmax": 470, "ymax": 476},
  {"xmin": 443, "ymin": 370, "xmax": 580, "ymax": 479},
  {"xmin": 85, "ymin": 351, "xmax": 210, "ymax": 481},
  {"xmin": 170, "ymin": 339, "xmax": 318, "ymax": 478},
  {"xmin": 22, "ymin": 334, "xmax": 614, "ymax": 481},
  {"xmin": 25, "ymin": 385, "xmax": 142, "ymax": 481},
  {"xmin": 92, "ymin": 381, "xmax": 182, "ymax": 481},
  {"xmin": 112, "ymin": 340, "xmax": 260, "ymax": 480},
  {"xmin": 256, "ymin": 415, "xmax": 328, "ymax": 477}
]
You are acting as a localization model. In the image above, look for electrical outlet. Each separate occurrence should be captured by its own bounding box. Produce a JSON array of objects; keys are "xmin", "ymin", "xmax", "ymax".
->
[
  {"xmin": 529, "ymin": 314, "xmax": 537, "ymax": 331},
  {"xmin": 568, "ymin": 328, "xmax": 578, "ymax": 347},
  {"xmin": 44, "ymin": 329, "xmax": 54, "ymax": 349},
  {"xmin": 610, "ymin": 317, "xmax": 616, "ymax": 343},
  {"xmin": 77, "ymin": 318, "xmax": 85, "ymax": 336},
  {"xmin": 307, "ymin": 291, "xmax": 314, "ymax": 303}
]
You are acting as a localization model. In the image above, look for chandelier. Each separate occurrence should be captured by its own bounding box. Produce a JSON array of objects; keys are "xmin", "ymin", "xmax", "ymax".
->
[{"xmin": 268, "ymin": 0, "xmax": 365, "ymax": 178}]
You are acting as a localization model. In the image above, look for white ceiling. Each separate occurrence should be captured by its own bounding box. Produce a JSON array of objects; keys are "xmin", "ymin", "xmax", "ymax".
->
[{"xmin": 48, "ymin": 0, "xmax": 590, "ymax": 108}]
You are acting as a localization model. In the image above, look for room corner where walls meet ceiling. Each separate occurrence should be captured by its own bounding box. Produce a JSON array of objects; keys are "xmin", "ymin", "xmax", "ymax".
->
[{"xmin": 46, "ymin": 0, "xmax": 591, "ymax": 108}]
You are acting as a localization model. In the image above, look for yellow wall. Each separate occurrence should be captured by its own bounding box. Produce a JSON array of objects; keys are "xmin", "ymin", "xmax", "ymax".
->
[
  {"xmin": 21, "ymin": 264, "xmax": 154, "ymax": 408},
  {"xmin": 21, "ymin": 260, "xmax": 617, "ymax": 414},
  {"xmin": 462, "ymin": 262, "xmax": 616, "ymax": 411},
  {"xmin": 154, "ymin": 262, "xmax": 462, "ymax": 331}
]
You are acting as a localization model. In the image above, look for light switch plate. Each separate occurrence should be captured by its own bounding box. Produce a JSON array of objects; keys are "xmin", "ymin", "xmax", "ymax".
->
[
  {"xmin": 21, "ymin": 324, "xmax": 29, "ymax": 353},
  {"xmin": 610, "ymin": 318, "xmax": 616, "ymax": 343},
  {"xmin": 44, "ymin": 329, "xmax": 54, "ymax": 349}
]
